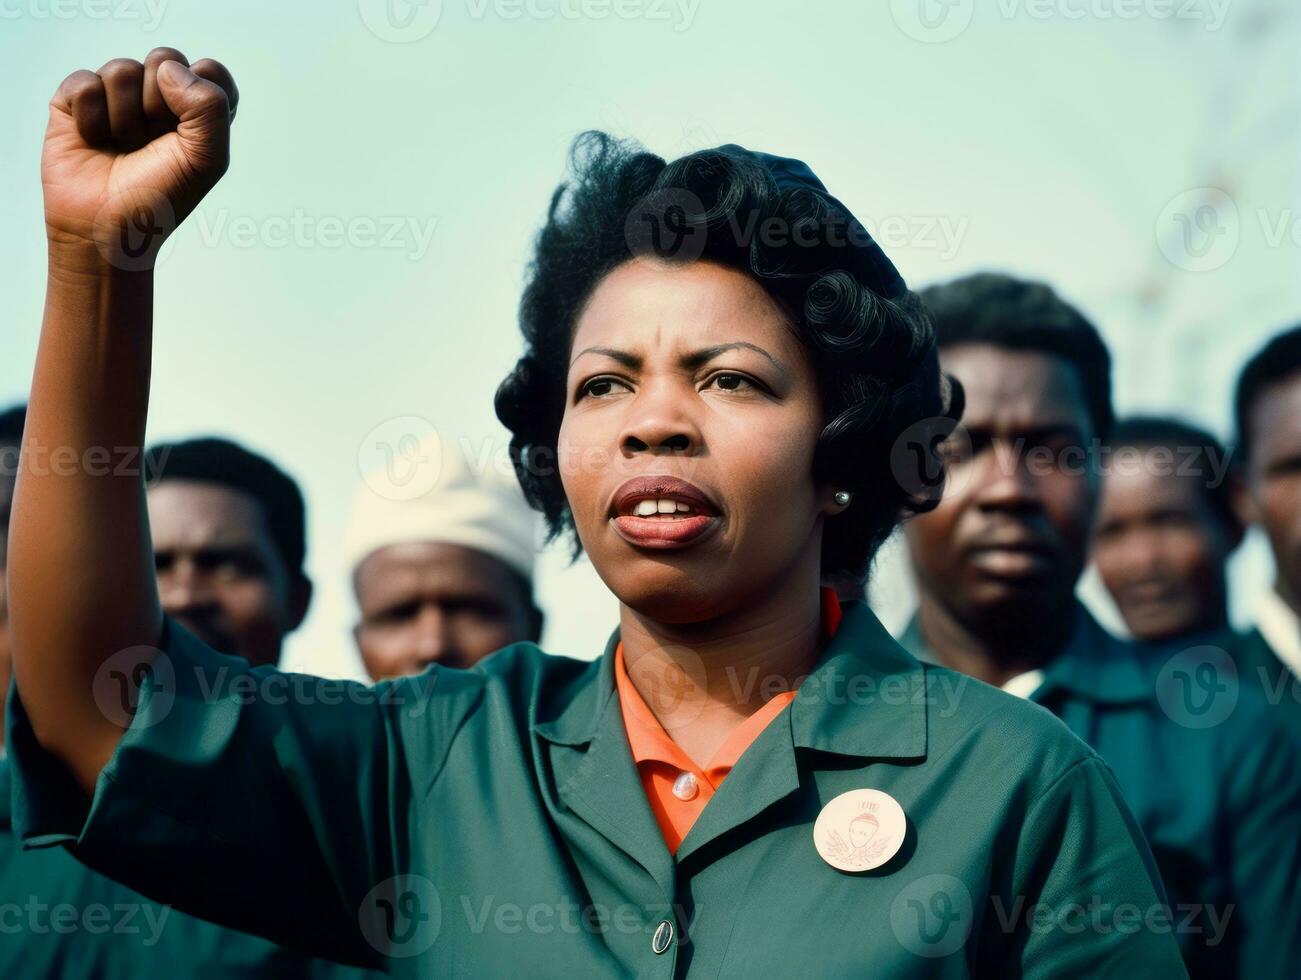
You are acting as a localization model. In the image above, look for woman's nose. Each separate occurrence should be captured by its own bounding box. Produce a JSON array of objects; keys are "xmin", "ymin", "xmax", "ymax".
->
[
  {"xmin": 623, "ymin": 430, "xmax": 692, "ymax": 453},
  {"xmin": 619, "ymin": 384, "xmax": 703, "ymax": 455}
]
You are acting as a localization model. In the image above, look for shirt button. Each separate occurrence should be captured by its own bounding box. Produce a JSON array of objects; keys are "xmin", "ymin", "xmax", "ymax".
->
[
  {"xmin": 652, "ymin": 919, "xmax": 674, "ymax": 954},
  {"xmin": 672, "ymin": 771, "xmax": 698, "ymax": 801}
]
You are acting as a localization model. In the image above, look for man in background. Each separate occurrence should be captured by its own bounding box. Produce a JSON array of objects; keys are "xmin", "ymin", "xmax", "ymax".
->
[
  {"xmin": 897, "ymin": 273, "xmax": 1301, "ymax": 979},
  {"xmin": 146, "ymin": 436, "xmax": 313, "ymax": 669},
  {"xmin": 2, "ymin": 419, "xmax": 375, "ymax": 978},
  {"xmin": 1094, "ymin": 416, "xmax": 1243, "ymax": 643},
  {"xmin": 343, "ymin": 437, "xmax": 542, "ymax": 679},
  {"xmin": 1231, "ymin": 325, "xmax": 1301, "ymax": 739}
]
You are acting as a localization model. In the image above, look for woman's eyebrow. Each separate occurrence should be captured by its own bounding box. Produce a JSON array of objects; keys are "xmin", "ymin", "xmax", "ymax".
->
[
  {"xmin": 569, "ymin": 341, "xmax": 788, "ymax": 380},
  {"xmin": 683, "ymin": 342, "xmax": 784, "ymax": 375},
  {"xmin": 570, "ymin": 346, "xmax": 639, "ymax": 369}
]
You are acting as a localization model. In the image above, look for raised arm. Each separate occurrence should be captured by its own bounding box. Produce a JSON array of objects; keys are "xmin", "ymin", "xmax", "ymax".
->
[{"xmin": 8, "ymin": 48, "xmax": 237, "ymax": 792}]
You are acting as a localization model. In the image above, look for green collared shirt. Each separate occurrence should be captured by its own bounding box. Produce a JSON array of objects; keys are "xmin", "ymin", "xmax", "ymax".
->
[
  {"xmin": 0, "ymin": 755, "xmax": 378, "ymax": 979},
  {"xmin": 7, "ymin": 599, "xmax": 1186, "ymax": 977},
  {"xmin": 900, "ymin": 605, "xmax": 1301, "ymax": 980}
]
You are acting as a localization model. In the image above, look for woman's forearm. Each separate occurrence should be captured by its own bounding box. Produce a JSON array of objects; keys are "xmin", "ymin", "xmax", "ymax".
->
[{"xmin": 9, "ymin": 247, "xmax": 163, "ymax": 791}]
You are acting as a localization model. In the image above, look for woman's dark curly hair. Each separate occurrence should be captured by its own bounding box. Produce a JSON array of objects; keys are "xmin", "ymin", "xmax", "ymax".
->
[{"xmin": 495, "ymin": 132, "xmax": 961, "ymax": 583}]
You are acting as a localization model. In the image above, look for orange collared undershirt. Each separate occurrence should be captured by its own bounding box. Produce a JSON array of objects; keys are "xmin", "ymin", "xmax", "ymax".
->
[{"xmin": 614, "ymin": 586, "xmax": 844, "ymax": 854}]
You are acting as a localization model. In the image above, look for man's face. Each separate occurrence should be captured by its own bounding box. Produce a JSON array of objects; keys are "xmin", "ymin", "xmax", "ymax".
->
[
  {"xmin": 1240, "ymin": 371, "xmax": 1301, "ymax": 608},
  {"xmin": 1094, "ymin": 449, "xmax": 1236, "ymax": 641},
  {"xmin": 148, "ymin": 480, "xmax": 309, "ymax": 667},
  {"xmin": 353, "ymin": 542, "xmax": 537, "ymax": 679},
  {"xmin": 904, "ymin": 344, "xmax": 1098, "ymax": 626}
]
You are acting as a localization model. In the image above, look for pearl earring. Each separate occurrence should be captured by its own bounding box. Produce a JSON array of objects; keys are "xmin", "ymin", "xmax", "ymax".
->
[{"xmin": 833, "ymin": 489, "xmax": 852, "ymax": 506}]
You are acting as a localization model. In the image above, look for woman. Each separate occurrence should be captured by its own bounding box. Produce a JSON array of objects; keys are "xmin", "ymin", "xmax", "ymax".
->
[{"xmin": 7, "ymin": 49, "xmax": 1186, "ymax": 977}]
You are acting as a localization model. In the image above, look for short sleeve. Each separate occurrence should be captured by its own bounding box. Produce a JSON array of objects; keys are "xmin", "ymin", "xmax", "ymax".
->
[
  {"xmin": 1009, "ymin": 756, "xmax": 1188, "ymax": 978},
  {"xmin": 5, "ymin": 615, "xmax": 483, "ymax": 969}
]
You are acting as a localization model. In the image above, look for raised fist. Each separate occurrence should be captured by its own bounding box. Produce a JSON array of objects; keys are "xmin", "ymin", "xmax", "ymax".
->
[{"xmin": 42, "ymin": 47, "xmax": 238, "ymax": 272}]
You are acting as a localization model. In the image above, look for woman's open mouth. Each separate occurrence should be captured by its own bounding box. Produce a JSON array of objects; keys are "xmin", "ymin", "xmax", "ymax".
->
[{"xmin": 608, "ymin": 476, "xmax": 723, "ymax": 549}]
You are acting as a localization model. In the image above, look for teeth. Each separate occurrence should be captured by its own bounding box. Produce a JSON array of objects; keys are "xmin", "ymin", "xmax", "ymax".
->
[{"xmin": 632, "ymin": 498, "xmax": 695, "ymax": 517}]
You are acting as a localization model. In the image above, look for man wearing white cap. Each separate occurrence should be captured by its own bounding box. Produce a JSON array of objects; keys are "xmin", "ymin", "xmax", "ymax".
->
[{"xmin": 343, "ymin": 440, "xmax": 544, "ymax": 679}]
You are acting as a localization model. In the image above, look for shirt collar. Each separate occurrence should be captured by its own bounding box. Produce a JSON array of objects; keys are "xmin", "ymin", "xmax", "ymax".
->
[
  {"xmin": 534, "ymin": 590, "xmax": 928, "ymax": 762},
  {"xmin": 789, "ymin": 598, "xmax": 927, "ymax": 759},
  {"xmin": 1254, "ymin": 588, "xmax": 1301, "ymax": 678},
  {"xmin": 898, "ymin": 601, "xmax": 1151, "ymax": 706},
  {"xmin": 612, "ymin": 586, "xmax": 843, "ymax": 775},
  {"xmin": 612, "ymin": 642, "xmax": 686, "ymax": 769},
  {"xmin": 614, "ymin": 642, "xmax": 797, "ymax": 776}
]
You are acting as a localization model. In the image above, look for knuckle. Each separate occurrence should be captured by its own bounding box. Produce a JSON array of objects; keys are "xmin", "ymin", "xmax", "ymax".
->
[
  {"xmin": 193, "ymin": 61, "xmax": 234, "ymax": 88},
  {"xmin": 145, "ymin": 46, "xmax": 186, "ymax": 65},
  {"xmin": 63, "ymin": 70, "xmax": 101, "ymax": 100},
  {"xmin": 99, "ymin": 59, "xmax": 144, "ymax": 85}
]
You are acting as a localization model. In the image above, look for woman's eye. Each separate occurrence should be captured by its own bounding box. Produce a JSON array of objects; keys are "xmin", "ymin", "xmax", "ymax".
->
[
  {"xmin": 706, "ymin": 372, "xmax": 759, "ymax": 392},
  {"xmin": 580, "ymin": 377, "xmax": 629, "ymax": 398}
]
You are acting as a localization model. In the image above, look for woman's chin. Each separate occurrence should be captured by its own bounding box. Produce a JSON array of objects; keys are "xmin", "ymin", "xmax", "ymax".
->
[{"xmin": 603, "ymin": 567, "xmax": 734, "ymax": 625}]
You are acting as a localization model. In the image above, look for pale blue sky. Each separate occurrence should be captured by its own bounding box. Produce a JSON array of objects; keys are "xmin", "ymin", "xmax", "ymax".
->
[{"xmin": 1, "ymin": 0, "xmax": 1296, "ymax": 676}]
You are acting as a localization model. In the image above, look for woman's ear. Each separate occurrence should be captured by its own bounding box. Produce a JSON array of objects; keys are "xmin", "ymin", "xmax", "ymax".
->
[{"xmin": 818, "ymin": 485, "xmax": 853, "ymax": 516}]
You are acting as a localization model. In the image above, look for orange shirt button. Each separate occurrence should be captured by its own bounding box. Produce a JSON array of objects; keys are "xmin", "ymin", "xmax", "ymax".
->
[{"xmin": 671, "ymin": 772, "xmax": 699, "ymax": 801}]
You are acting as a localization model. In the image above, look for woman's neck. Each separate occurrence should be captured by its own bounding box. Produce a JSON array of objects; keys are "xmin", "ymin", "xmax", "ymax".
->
[{"xmin": 617, "ymin": 552, "xmax": 825, "ymax": 768}]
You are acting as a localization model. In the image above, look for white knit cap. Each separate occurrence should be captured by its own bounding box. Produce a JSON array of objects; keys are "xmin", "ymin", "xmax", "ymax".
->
[{"xmin": 342, "ymin": 435, "xmax": 540, "ymax": 582}]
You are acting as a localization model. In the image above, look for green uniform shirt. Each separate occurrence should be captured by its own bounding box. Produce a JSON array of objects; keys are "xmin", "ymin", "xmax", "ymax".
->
[
  {"xmin": 7, "ymin": 599, "xmax": 1187, "ymax": 977},
  {"xmin": 0, "ymin": 756, "xmax": 379, "ymax": 978},
  {"xmin": 1229, "ymin": 627, "xmax": 1301, "ymax": 744},
  {"xmin": 900, "ymin": 605, "xmax": 1301, "ymax": 980}
]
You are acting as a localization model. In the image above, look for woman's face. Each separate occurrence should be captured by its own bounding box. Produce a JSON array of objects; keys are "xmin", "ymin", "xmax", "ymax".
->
[{"xmin": 558, "ymin": 258, "xmax": 841, "ymax": 623}]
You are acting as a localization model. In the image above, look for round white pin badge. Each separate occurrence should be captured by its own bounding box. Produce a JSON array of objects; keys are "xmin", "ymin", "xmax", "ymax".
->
[{"xmin": 813, "ymin": 788, "xmax": 907, "ymax": 872}]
